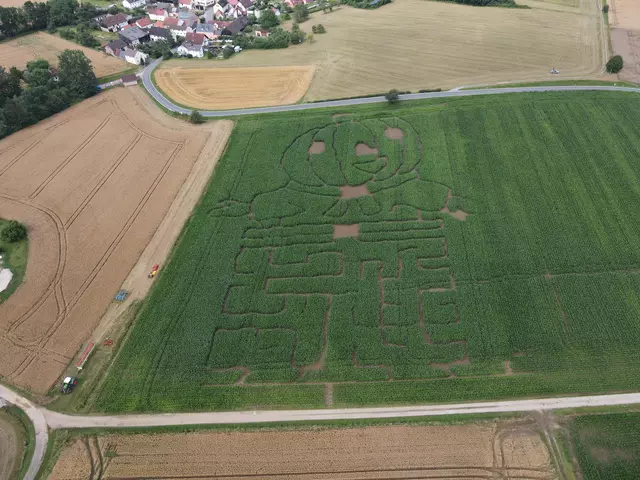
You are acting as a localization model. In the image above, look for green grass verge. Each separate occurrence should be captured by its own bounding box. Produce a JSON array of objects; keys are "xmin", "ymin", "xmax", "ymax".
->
[
  {"xmin": 94, "ymin": 90, "xmax": 640, "ymax": 413},
  {"xmin": 0, "ymin": 219, "xmax": 28, "ymax": 304},
  {"xmin": 569, "ymin": 412, "xmax": 640, "ymax": 479},
  {"xmin": 1, "ymin": 406, "xmax": 36, "ymax": 480},
  {"xmin": 463, "ymin": 79, "xmax": 639, "ymax": 89}
]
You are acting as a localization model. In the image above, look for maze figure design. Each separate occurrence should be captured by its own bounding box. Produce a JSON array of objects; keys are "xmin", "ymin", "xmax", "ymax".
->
[{"xmin": 211, "ymin": 118, "xmax": 470, "ymax": 381}]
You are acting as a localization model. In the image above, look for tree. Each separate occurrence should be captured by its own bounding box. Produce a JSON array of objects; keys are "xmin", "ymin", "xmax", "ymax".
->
[
  {"xmin": 293, "ymin": 4, "xmax": 309, "ymax": 22},
  {"xmin": 45, "ymin": 86, "xmax": 71, "ymax": 113},
  {"xmin": 23, "ymin": 1, "xmax": 50, "ymax": 30},
  {"xmin": 47, "ymin": 0, "xmax": 78, "ymax": 28},
  {"xmin": 1, "ymin": 220, "xmax": 27, "ymax": 243},
  {"xmin": 316, "ymin": 24, "xmax": 326, "ymax": 33},
  {"xmin": 602, "ymin": 4, "xmax": 609, "ymax": 12},
  {"xmin": 189, "ymin": 110, "xmax": 204, "ymax": 123},
  {"xmin": 75, "ymin": 3, "xmax": 97, "ymax": 23},
  {"xmin": 57, "ymin": 49, "xmax": 98, "ymax": 98},
  {"xmin": 307, "ymin": 33, "xmax": 314, "ymax": 44},
  {"xmin": 222, "ymin": 46, "xmax": 234, "ymax": 58},
  {"xmin": 0, "ymin": 7, "xmax": 27, "ymax": 37},
  {"xmin": 282, "ymin": 12, "xmax": 291, "ymax": 20},
  {"xmin": 312, "ymin": 24, "xmax": 317, "ymax": 33},
  {"xmin": 1, "ymin": 97, "xmax": 28, "ymax": 133},
  {"xmin": 0, "ymin": 67, "xmax": 22, "ymax": 108},
  {"xmin": 290, "ymin": 23, "xmax": 306, "ymax": 44},
  {"xmin": 385, "ymin": 89, "xmax": 400, "ymax": 104},
  {"xmin": 606, "ymin": 55, "xmax": 623, "ymax": 73},
  {"xmin": 26, "ymin": 68, "xmax": 52, "ymax": 87},
  {"xmin": 259, "ymin": 8, "xmax": 279, "ymax": 28},
  {"xmin": 21, "ymin": 84, "xmax": 51, "ymax": 122},
  {"xmin": 26, "ymin": 58, "xmax": 50, "ymax": 71}
]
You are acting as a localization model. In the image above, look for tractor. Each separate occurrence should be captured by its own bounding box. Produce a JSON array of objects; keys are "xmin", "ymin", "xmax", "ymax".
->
[{"xmin": 61, "ymin": 376, "xmax": 77, "ymax": 394}]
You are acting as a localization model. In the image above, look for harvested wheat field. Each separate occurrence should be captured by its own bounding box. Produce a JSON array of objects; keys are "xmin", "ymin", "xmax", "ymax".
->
[
  {"xmin": 50, "ymin": 421, "xmax": 557, "ymax": 480},
  {"xmin": 155, "ymin": 65, "xmax": 314, "ymax": 109},
  {"xmin": 170, "ymin": 0, "xmax": 605, "ymax": 102},
  {"xmin": 0, "ymin": 87, "xmax": 232, "ymax": 394},
  {"xmin": 0, "ymin": 32, "xmax": 127, "ymax": 78},
  {"xmin": 610, "ymin": 0, "xmax": 640, "ymax": 83}
]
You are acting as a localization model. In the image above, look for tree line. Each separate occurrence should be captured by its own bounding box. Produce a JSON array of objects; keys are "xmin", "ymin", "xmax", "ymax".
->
[
  {"xmin": 0, "ymin": 49, "xmax": 98, "ymax": 138},
  {"xmin": 0, "ymin": 0, "xmax": 99, "ymax": 41}
]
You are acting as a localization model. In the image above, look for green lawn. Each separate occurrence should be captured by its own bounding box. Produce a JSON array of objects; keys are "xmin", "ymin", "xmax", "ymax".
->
[
  {"xmin": 0, "ymin": 219, "xmax": 28, "ymax": 304},
  {"xmin": 570, "ymin": 413, "xmax": 640, "ymax": 479},
  {"xmin": 95, "ymin": 91, "xmax": 640, "ymax": 413}
]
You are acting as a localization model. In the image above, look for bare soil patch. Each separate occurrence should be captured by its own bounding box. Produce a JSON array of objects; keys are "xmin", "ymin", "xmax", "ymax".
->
[
  {"xmin": 340, "ymin": 184, "xmax": 370, "ymax": 199},
  {"xmin": 0, "ymin": 87, "xmax": 232, "ymax": 394},
  {"xmin": 385, "ymin": 127, "xmax": 404, "ymax": 140},
  {"xmin": 222, "ymin": 0, "xmax": 604, "ymax": 99},
  {"xmin": 0, "ymin": 32, "xmax": 127, "ymax": 78},
  {"xmin": 49, "ymin": 421, "xmax": 556, "ymax": 480},
  {"xmin": 334, "ymin": 223, "xmax": 360, "ymax": 239},
  {"xmin": 610, "ymin": 0, "xmax": 640, "ymax": 82},
  {"xmin": 155, "ymin": 65, "xmax": 314, "ymax": 110},
  {"xmin": 309, "ymin": 140, "xmax": 325, "ymax": 154},
  {"xmin": 355, "ymin": 143, "xmax": 378, "ymax": 156}
]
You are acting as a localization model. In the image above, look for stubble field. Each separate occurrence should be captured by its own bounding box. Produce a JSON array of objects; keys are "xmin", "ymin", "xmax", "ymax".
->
[
  {"xmin": 49, "ymin": 420, "xmax": 556, "ymax": 479},
  {"xmin": 0, "ymin": 32, "xmax": 127, "ymax": 78},
  {"xmin": 0, "ymin": 87, "xmax": 232, "ymax": 394},
  {"xmin": 155, "ymin": 65, "xmax": 315, "ymax": 110},
  {"xmin": 95, "ymin": 91, "xmax": 640, "ymax": 413},
  {"xmin": 159, "ymin": 0, "xmax": 604, "ymax": 107}
]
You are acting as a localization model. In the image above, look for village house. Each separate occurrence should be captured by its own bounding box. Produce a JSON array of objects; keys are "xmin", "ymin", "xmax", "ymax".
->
[
  {"xmin": 177, "ymin": 40, "xmax": 204, "ymax": 57},
  {"xmin": 105, "ymin": 38, "xmax": 127, "ymax": 56},
  {"xmin": 135, "ymin": 16, "xmax": 153, "ymax": 28},
  {"xmin": 121, "ymin": 74, "xmax": 139, "ymax": 86},
  {"xmin": 149, "ymin": 25, "xmax": 172, "ymax": 42},
  {"xmin": 147, "ymin": 7, "xmax": 168, "ymax": 21},
  {"xmin": 122, "ymin": 0, "xmax": 147, "ymax": 9},
  {"xmin": 195, "ymin": 23, "xmax": 219, "ymax": 40},
  {"xmin": 118, "ymin": 25, "xmax": 150, "ymax": 46},
  {"xmin": 123, "ymin": 47, "xmax": 149, "ymax": 65},
  {"xmin": 191, "ymin": 0, "xmax": 216, "ymax": 11},
  {"xmin": 100, "ymin": 13, "xmax": 129, "ymax": 32},
  {"xmin": 221, "ymin": 16, "xmax": 248, "ymax": 36},
  {"xmin": 179, "ymin": 0, "xmax": 193, "ymax": 8}
]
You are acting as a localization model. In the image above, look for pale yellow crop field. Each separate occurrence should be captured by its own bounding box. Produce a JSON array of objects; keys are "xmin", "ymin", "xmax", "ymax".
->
[{"xmin": 161, "ymin": 0, "xmax": 605, "ymax": 104}]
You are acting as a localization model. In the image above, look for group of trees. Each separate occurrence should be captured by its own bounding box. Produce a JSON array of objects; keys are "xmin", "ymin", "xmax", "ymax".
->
[
  {"xmin": 0, "ymin": 50, "xmax": 97, "ymax": 138},
  {"xmin": 139, "ymin": 39, "xmax": 175, "ymax": 60},
  {"xmin": 1, "ymin": 220, "xmax": 27, "ymax": 243},
  {"xmin": 59, "ymin": 22, "xmax": 99, "ymax": 48},
  {"xmin": 311, "ymin": 24, "xmax": 326, "ymax": 34},
  {"xmin": 340, "ymin": 0, "xmax": 391, "ymax": 9},
  {"xmin": 0, "ymin": 0, "xmax": 99, "ymax": 40},
  {"xmin": 232, "ymin": 24, "xmax": 306, "ymax": 50},
  {"xmin": 293, "ymin": 4, "xmax": 309, "ymax": 22}
]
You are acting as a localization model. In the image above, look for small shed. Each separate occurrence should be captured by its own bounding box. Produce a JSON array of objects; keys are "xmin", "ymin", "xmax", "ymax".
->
[{"xmin": 121, "ymin": 74, "xmax": 139, "ymax": 87}]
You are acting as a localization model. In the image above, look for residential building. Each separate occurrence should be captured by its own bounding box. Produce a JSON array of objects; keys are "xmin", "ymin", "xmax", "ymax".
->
[
  {"xmin": 177, "ymin": 40, "xmax": 204, "ymax": 57},
  {"xmin": 191, "ymin": 0, "xmax": 216, "ymax": 11},
  {"xmin": 100, "ymin": 13, "xmax": 129, "ymax": 32},
  {"xmin": 195, "ymin": 23, "xmax": 217, "ymax": 39},
  {"xmin": 179, "ymin": 0, "xmax": 192, "ymax": 8},
  {"xmin": 136, "ymin": 16, "xmax": 153, "ymax": 28},
  {"xmin": 149, "ymin": 26, "xmax": 172, "ymax": 41},
  {"xmin": 221, "ymin": 16, "xmax": 248, "ymax": 35},
  {"xmin": 105, "ymin": 38, "xmax": 128, "ymax": 56},
  {"xmin": 169, "ymin": 23, "xmax": 189, "ymax": 39},
  {"xmin": 122, "ymin": 0, "xmax": 147, "ymax": 9},
  {"xmin": 254, "ymin": 28, "xmax": 269, "ymax": 37},
  {"xmin": 147, "ymin": 7, "xmax": 168, "ymax": 21},
  {"xmin": 123, "ymin": 47, "xmax": 149, "ymax": 65},
  {"xmin": 121, "ymin": 74, "xmax": 139, "ymax": 86},
  {"xmin": 118, "ymin": 25, "xmax": 150, "ymax": 46}
]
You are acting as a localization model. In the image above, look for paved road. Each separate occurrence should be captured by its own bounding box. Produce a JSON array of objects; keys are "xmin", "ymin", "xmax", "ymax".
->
[
  {"xmin": 142, "ymin": 60, "xmax": 640, "ymax": 117},
  {"xmin": 0, "ymin": 385, "xmax": 48, "ymax": 480},
  {"xmin": 3, "ymin": 382, "xmax": 640, "ymax": 479}
]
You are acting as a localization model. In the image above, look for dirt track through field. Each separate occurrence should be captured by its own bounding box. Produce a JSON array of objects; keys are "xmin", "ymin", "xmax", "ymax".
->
[
  {"xmin": 49, "ymin": 421, "xmax": 557, "ymax": 480},
  {"xmin": 155, "ymin": 65, "xmax": 314, "ymax": 110},
  {"xmin": 178, "ymin": 0, "xmax": 605, "ymax": 102},
  {"xmin": 0, "ymin": 32, "xmax": 127, "ymax": 78},
  {"xmin": 0, "ymin": 87, "xmax": 232, "ymax": 394}
]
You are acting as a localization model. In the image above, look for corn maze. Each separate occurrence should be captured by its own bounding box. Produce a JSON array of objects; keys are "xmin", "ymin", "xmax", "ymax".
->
[{"xmin": 97, "ymin": 93, "xmax": 640, "ymax": 412}]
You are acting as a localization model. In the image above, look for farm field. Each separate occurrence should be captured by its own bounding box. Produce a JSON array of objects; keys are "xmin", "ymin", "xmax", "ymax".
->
[
  {"xmin": 609, "ymin": 0, "xmax": 640, "ymax": 83},
  {"xmin": 95, "ymin": 91, "xmax": 640, "ymax": 413},
  {"xmin": 48, "ymin": 420, "xmax": 556, "ymax": 479},
  {"xmin": 155, "ymin": 65, "xmax": 315, "ymax": 110},
  {"xmin": 0, "ymin": 32, "xmax": 127, "ymax": 78},
  {"xmin": 161, "ymin": 0, "xmax": 605, "ymax": 107},
  {"xmin": 0, "ymin": 87, "xmax": 232, "ymax": 395},
  {"xmin": 0, "ymin": 408, "xmax": 27, "ymax": 480},
  {"xmin": 570, "ymin": 412, "xmax": 640, "ymax": 479}
]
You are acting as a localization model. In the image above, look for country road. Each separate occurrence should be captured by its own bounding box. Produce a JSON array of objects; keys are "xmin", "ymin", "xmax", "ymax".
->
[
  {"xmin": 141, "ymin": 58, "xmax": 640, "ymax": 117},
  {"xmin": 2, "ymin": 383, "xmax": 640, "ymax": 479}
]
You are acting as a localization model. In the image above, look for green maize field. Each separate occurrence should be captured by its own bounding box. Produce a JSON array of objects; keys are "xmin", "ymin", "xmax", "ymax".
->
[
  {"xmin": 95, "ymin": 92, "xmax": 640, "ymax": 412},
  {"xmin": 571, "ymin": 412, "xmax": 640, "ymax": 479}
]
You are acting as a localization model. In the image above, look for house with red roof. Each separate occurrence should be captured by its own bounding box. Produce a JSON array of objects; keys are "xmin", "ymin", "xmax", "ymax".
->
[
  {"xmin": 136, "ymin": 17, "xmax": 153, "ymax": 28},
  {"xmin": 147, "ymin": 7, "xmax": 168, "ymax": 21},
  {"xmin": 178, "ymin": 0, "xmax": 192, "ymax": 8}
]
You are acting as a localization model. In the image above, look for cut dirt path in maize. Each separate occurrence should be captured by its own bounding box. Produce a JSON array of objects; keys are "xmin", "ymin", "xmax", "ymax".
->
[
  {"xmin": 162, "ymin": 0, "xmax": 605, "ymax": 104},
  {"xmin": 154, "ymin": 65, "xmax": 315, "ymax": 110},
  {"xmin": 0, "ymin": 32, "xmax": 128, "ymax": 78},
  {"xmin": 0, "ymin": 86, "xmax": 232, "ymax": 395},
  {"xmin": 49, "ymin": 420, "xmax": 557, "ymax": 480}
]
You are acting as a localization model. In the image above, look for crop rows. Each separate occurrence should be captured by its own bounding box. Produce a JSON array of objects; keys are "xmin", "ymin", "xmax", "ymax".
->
[{"xmin": 96, "ymin": 92, "xmax": 640, "ymax": 412}]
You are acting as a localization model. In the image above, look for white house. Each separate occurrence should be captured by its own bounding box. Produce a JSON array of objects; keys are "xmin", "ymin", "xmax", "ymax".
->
[
  {"xmin": 147, "ymin": 7, "xmax": 168, "ymax": 21},
  {"xmin": 122, "ymin": 0, "xmax": 147, "ymax": 9},
  {"xmin": 191, "ymin": 0, "xmax": 216, "ymax": 11},
  {"xmin": 123, "ymin": 48, "xmax": 149, "ymax": 65},
  {"xmin": 177, "ymin": 40, "xmax": 204, "ymax": 57}
]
